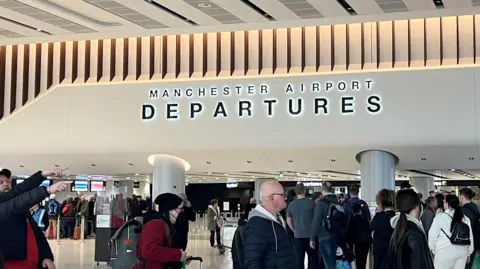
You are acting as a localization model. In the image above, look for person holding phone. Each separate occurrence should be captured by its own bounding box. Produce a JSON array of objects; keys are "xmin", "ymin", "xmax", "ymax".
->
[{"xmin": 0, "ymin": 168, "xmax": 69, "ymax": 269}]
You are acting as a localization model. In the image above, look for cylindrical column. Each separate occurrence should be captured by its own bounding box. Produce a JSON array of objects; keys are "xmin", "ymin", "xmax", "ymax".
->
[
  {"xmin": 410, "ymin": 177, "xmax": 434, "ymax": 198},
  {"xmin": 254, "ymin": 178, "xmax": 276, "ymax": 202},
  {"xmin": 148, "ymin": 154, "xmax": 190, "ymax": 200},
  {"xmin": 356, "ymin": 150, "xmax": 399, "ymax": 205}
]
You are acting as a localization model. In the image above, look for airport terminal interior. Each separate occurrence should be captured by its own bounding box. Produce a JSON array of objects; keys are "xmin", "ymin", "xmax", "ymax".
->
[{"xmin": 4, "ymin": 0, "xmax": 480, "ymax": 268}]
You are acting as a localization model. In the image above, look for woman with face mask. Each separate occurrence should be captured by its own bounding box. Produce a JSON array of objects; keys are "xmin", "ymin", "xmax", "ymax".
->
[{"xmin": 134, "ymin": 193, "xmax": 190, "ymax": 269}]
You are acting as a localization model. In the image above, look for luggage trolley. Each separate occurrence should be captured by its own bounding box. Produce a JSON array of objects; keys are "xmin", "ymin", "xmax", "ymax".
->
[{"xmin": 217, "ymin": 217, "xmax": 233, "ymax": 255}]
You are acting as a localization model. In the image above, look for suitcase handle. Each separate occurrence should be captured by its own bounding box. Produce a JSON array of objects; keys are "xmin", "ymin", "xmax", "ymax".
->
[{"xmin": 186, "ymin": 257, "xmax": 203, "ymax": 263}]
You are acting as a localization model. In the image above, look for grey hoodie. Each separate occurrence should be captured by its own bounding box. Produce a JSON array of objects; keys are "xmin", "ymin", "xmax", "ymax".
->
[{"xmin": 310, "ymin": 194, "xmax": 338, "ymax": 240}]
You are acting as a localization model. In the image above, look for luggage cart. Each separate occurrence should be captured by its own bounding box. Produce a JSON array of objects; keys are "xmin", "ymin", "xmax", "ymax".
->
[{"xmin": 217, "ymin": 218, "xmax": 233, "ymax": 255}]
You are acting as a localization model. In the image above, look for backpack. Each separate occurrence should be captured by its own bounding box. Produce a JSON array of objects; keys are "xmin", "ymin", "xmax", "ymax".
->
[
  {"xmin": 441, "ymin": 214, "xmax": 471, "ymax": 246},
  {"xmin": 48, "ymin": 200, "xmax": 59, "ymax": 217},
  {"xmin": 232, "ymin": 222, "xmax": 246, "ymax": 269},
  {"xmin": 323, "ymin": 199, "xmax": 349, "ymax": 235}
]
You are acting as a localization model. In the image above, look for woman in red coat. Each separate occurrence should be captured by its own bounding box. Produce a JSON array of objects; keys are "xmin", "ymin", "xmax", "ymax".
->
[{"xmin": 135, "ymin": 193, "xmax": 188, "ymax": 269}]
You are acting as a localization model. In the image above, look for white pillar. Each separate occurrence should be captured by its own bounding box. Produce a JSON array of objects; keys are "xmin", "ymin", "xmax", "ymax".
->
[
  {"xmin": 356, "ymin": 150, "xmax": 398, "ymax": 206},
  {"xmin": 148, "ymin": 154, "xmax": 190, "ymax": 200},
  {"xmin": 410, "ymin": 177, "xmax": 434, "ymax": 198},
  {"xmin": 254, "ymin": 178, "xmax": 276, "ymax": 202}
]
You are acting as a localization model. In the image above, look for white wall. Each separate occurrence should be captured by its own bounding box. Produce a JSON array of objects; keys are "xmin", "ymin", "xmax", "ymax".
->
[{"xmin": 133, "ymin": 181, "xmax": 151, "ymax": 198}]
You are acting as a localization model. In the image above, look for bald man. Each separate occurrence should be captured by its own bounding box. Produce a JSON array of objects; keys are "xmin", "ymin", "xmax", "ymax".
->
[{"xmin": 243, "ymin": 181, "xmax": 297, "ymax": 269}]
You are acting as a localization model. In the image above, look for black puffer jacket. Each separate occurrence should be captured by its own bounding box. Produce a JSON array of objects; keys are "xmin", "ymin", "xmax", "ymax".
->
[
  {"xmin": 232, "ymin": 217, "xmax": 247, "ymax": 269},
  {"xmin": 244, "ymin": 206, "xmax": 297, "ymax": 269}
]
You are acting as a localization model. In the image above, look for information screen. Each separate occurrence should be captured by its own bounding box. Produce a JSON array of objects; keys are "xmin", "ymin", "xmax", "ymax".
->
[
  {"xmin": 90, "ymin": 181, "xmax": 105, "ymax": 192},
  {"xmin": 73, "ymin": 181, "xmax": 89, "ymax": 192}
]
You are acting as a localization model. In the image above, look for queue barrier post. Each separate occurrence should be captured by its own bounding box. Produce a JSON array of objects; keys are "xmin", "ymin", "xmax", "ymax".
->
[
  {"xmin": 55, "ymin": 216, "xmax": 61, "ymax": 245},
  {"xmin": 80, "ymin": 216, "xmax": 85, "ymax": 243}
]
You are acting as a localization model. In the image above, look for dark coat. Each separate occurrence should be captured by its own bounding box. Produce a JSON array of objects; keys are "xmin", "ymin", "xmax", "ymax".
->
[
  {"xmin": 172, "ymin": 206, "xmax": 196, "ymax": 250},
  {"xmin": 243, "ymin": 207, "xmax": 297, "ymax": 269},
  {"xmin": 0, "ymin": 171, "xmax": 54, "ymax": 269},
  {"xmin": 383, "ymin": 222, "xmax": 434, "ymax": 269},
  {"xmin": 232, "ymin": 218, "xmax": 247, "ymax": 269}
]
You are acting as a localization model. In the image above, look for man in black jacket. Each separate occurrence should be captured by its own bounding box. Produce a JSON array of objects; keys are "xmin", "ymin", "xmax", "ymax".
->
[
  {"xmin": 244, "ymin": 180, "xmax": 297, "ymax": 269},
  {"xmin": 460, "ymin": 188, "xmax": 480, "ymax": 269},
  {"xmin": 0, "ymin": 168, "xmax": 67, "ymax": 269}
]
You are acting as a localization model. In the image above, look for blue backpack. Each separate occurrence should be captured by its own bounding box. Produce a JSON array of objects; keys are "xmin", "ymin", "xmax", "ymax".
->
[{"xmin": 48, "ymin": 200, "xmax": 60, "ymax": 217}]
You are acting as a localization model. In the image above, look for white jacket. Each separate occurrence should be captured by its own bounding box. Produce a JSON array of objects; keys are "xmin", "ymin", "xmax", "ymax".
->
[{"xmin": 428, "ymin": 209, "xmax": 474, "ymax": 255}]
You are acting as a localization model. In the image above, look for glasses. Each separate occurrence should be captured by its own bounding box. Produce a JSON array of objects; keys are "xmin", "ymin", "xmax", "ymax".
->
[{"xmin": 271, "ymin": 193, "xmax": 285, "ymax": 198}]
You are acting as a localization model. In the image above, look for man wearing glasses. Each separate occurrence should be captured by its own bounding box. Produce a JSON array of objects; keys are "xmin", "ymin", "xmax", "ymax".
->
[{"xmin": 243, "ymin": 180, "xmax": 297, "ymax": 269}]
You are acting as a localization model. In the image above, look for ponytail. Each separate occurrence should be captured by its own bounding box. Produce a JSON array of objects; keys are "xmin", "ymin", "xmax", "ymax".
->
[
  {"xmin": 446, "ymin": 195, "xmax": 464, "ymax": 232},
  {"xmin": 390, "ymin": 212, "xmax": 408, "ymax": 250}
]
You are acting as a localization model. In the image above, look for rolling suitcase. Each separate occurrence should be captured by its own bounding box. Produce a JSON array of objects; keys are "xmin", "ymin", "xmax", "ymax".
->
[
  {"xmin": 73, "ymin": 216, "xmax": 81, "ymax": 240},
  {"xmin": 184, "ymin": 257, "xmax": 203, "ymax": 269}
]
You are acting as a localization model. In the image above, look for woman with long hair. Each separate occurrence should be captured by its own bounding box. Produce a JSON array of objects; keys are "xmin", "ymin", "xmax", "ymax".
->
[
  {"xmin": 435, "ymin": 193, "xmax": 445, "ymax": 215},
  {"xmin": 428, "ymin": 195, "xmax": 474, "ymax": 269},
  {"xmin": 371, "ymin": 189, "xmax": 396, "ymax": 269},
  {"xmin": 385, "ymin": 189, "xmax": 434, "ymax": 269}
]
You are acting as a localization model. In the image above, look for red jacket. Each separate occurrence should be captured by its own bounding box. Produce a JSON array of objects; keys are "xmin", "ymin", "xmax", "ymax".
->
[{"xmin": 134, "ymin": 219, "xmax": 182, "ymax": 269}]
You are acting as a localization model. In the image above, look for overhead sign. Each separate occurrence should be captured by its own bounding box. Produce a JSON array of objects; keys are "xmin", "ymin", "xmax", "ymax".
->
[{"xmin": 141, "ymin": 79, "xmax": 381, "ymax": 121}]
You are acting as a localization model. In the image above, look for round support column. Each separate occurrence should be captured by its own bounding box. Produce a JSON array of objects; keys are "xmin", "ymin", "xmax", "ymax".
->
[
  {"xmin": 356, "ymin": 150, "xmax": 399, "ymax": 206},
  {"xmin": 410, "ymin": 177, "xmax": 434, "ymax": 198},
  {"xmin": 148, "ymin": 154, "xmax": 190, "ymax": 200}
]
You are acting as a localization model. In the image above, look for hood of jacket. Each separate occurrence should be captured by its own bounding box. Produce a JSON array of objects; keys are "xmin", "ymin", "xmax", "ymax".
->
[
  {"xmin": 322, "ymin": 193, "xmax": 338, "ymax": 204},
  {"xmin": 391, "ymin": 212, "xmax": 425, "ymax": 234},
  {"xmin": 248, "ymin": 205, "xmax": 285, "ymax": 228},
  {"xmin": 464, "ymin": 202, "xmax": 480, "ymax": 216}
]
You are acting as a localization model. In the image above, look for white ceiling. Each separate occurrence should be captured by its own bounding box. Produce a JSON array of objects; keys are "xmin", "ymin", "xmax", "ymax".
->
[{"xmin": 1, "ymin": 0, "xmax": 480, "ymax": 45}]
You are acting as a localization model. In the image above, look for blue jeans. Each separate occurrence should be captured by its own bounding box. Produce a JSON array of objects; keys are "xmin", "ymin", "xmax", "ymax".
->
[{"xmin": 318, "ymin": 237, "xmax": 337, "ymax": 269}]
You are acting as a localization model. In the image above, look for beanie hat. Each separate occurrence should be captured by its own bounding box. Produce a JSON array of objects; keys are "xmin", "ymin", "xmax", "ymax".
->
[{"xmin": 154, "ymin": 193, "xmax": 183, "ymax": 213}]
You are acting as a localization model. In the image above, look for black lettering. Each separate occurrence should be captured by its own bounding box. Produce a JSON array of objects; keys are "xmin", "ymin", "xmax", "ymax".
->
[
  {"xmin": 211, "ymin": 87, "xmax": 217, "ymax": 96},
  {"xmin": 366, "ymin": 79, "xmax": 373, "ymax": 90},
  {"xmin": 186, "ymin": 88, "xmax": 193, "ymax": 97},
  {"xmin": 235, "ymin": 85, "xmax": 242, "ymax": 95},
  {"xmin": 263, "ymin": 99, "xmax": 277, "ymax": 116},
  {"xmin": 248, "ymin": 85, "xmax": 254, "ymax": 95},
  {"xmin": 260, "ymin": 84, "xmax": 268, "ymax": 94},
  {"xmin": 341, "ymin": 96, "xmax": 355, "ymax": 114},
  {"xmin": 190, "ymin": 103, "xmax": 203, "ymax": 119},
  {"xmin": 162, "ymin": 90, "xmax": 169, "ymax": 98},
  {"xmin": 149, "ymin": 89, "xmax": 159, "ymax": 99},
  {"xmin": 352, "ymin": 80, "xmax": 360, "ymax": 91},
  {"xmin": 166, "ymin": 103, "xmax": 179, "ymax": 119},
  {"xmin": 288, "ymin": 98, "xmax": 303, "ymax": 116},
  {"xmin": 198, "ymin": 88, "xmax": 206, "ymax": 96},
  {"xmin": 173, "ymin": 89, "xmax": 181, "ymax": 97},
  {"xmin": 312, "ymin": 82, "xmax": 320, "ymax": 92},
  {"xmin": 367, "ymin": 95, "xmax": 381, "ymax": 114},
  {"xmin": 285, "ymin": 84, "xmax": 294, "ymax": 93},
  {"xmin": 325, "ymin": 82, "xmax": 333, "ymax": 91},
  {"xmin": 213, "ymin": 102, "xmax": 228, "ymax": 118},
  {"xmin": 142, "ymin": 104, "xmax": 155, "ymax": 120},
  {"xmin": 300, "ymin": 83, "xmax": 305, "ymax": 92},
  {"xmin": 223, "ymin": 86, "xmax": 230, "ymax": 96},
  {"xmin": 239, "ymin": 101, "xmax": 252, "ymax": 117},
  {"xmin": 338, "ymin": 82, "xmax": 346, "ymax": 91},
  {"xmin": 314, "ymin": 98, "xmax": 328, "ymax": 115}
]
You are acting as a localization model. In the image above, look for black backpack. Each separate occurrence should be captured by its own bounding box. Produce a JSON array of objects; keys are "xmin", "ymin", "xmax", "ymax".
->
[
  {"xmin": 323, "ymin": 199, "xmax": 349, "ymax": 235},
  {"xmin": 441, "ymin": 214, "xmax": 471, "ymax": 246}
]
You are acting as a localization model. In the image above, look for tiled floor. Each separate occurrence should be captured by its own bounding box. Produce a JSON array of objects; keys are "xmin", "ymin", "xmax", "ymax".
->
[{"xmin": 50, "ymin": 227, "xmax": 236, "ymax": 269}]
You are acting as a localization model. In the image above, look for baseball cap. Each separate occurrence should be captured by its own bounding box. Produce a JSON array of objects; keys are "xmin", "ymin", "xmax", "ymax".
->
[{"xmin": 0, "ymin": 169, "xmax": 12, "ymax": 179}]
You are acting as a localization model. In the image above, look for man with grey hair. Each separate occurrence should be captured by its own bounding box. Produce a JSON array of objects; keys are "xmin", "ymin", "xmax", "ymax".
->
[
  {"xmin": 244, "ymin": 181, "xmax": 296, "ymax": 269},
  {"xmin": 287, "ymin": 183, "xmax": 318, "ymax": 269}
]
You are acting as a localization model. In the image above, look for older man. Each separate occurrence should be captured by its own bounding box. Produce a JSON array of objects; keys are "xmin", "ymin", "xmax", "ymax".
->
[{"xmin": 244, "ymin": 180, "xmax": 296, "ymax": 269}]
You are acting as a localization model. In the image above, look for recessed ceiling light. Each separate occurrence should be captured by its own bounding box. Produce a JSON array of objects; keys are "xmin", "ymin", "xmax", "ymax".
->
[
  {"xmin": 198, "ymin": 3, "xmax": 212, "ymax": 8},
  {"xmin": 91, "ymin": 164, "xmax": 96, "ymax": 167},
  {"xmin": 135, "ymin": 173, "xmax": 139, "ymax": 176},
  {"xmin": 421, "ymin": 158, "xmax": 426, "ymax": 161},
  {"xmin": 216, "ymin": 177, "xmax": 219, "ymax": 179},
  {"xmin": 129, "ymin": 163, "xmax": 134, "ymax": 166},
  {"xmin": 20, "ymin": 165, "xmax": 24, "ymax": 168},
  {"xmin": 54, "ymin": 164, "xmax": 59, "ymax": 167},
  {"xmin": 126, "ymin": 177, "xmax": 130, "ymax": 179},
  {"xmin": 469, "ymin": 157, "xmax": 475, "ymax": 160},
  {"xmin": 247, "ymin": 161, "xmax": 252, "ymax": 164},
  {"xmin": 251, "ymin": 175, "xmax": 255, "ymax": 178},
  {"xmin": 330, "ymin": 159, "xmax": 336, "ymax": 162},
  {"xmin": 108, "ymin": 176, "xmax": 112, "ymax": 179},
  {"xmin": 206, "ymin": 161, "xmax": 211, "ymax": 164},
  {"xmin": 37, "ymin": 28, "xmax": 42, "ymax": 32},
  {"xmin": 288, "ymin": 160, "xmax": 293, "ymax": 163},
  {"xmin": 202, "ymin": 177, "xmax": 206, "ymax": 179},
  {"xmin": 208, "ymin": 172, "xmax": 212, "ymax": 175},
  {"xmin": 224, "ymin": 174, "xmax": 229, "ymax": 176},
  {"xmin": 450, "ymin": 169, "xmax": 456, "ymax": 172}
]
